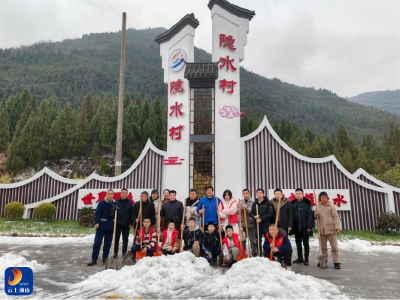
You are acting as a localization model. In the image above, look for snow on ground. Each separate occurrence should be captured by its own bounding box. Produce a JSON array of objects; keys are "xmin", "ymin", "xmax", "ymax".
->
[
  {"xmin": 0, "ymin": 234, "xmax": 95, "ymax": 246},
  {"xmin": 59, "ymin": 252, "xmax": 346, "ymax": 299},
  {"xmin": 0, "ymin": 252, "xmax": 48, "ymax": 292},
  {"xmin": 308, "ymin": 238, "xmax": 400, "ymax": 254}
]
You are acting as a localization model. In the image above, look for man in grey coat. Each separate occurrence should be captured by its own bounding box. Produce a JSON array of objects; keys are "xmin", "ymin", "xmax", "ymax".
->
[{"xmin": 239, "ymin": 189, "xmax": 257, "ymax": 257}]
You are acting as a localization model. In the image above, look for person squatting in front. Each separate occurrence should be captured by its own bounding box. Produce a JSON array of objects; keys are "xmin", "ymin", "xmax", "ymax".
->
[
  {"xmin": 179, "ymin": 217, "xmax": 203, "ymax": 257},
  {"xmin": 202, "ymin": 221, "xmax": 225, "ymax": 263},
  {"xmin": 159, "ymin": 219, "xmax": 180, "ymax": 255},
  {"xmin": 131, "ymin": 217, "xmax": 157, "ymax": 258},
  {"xmin": 263, "ymin": 224, "xmax": 293, "ymax": 271},
  {"xmin": 222, "ymin": 225, "xmax": 246, "ymax": 266}
]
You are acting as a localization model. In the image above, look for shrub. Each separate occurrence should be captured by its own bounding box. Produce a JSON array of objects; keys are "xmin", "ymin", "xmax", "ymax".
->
[
  {"xmin": 78, "ymin": 207, "xmax": 95, "ymax": 227},
  {"xmin": 4, "ymin": 201, "xmax": 25, "ymax": 220},
  {"xmin": 34, "ymin": 203, "xmax": 56, "ymax": 222},
  {"xmin": 376, "ymin": 212, "xmax": 400, "ymax": 234}
]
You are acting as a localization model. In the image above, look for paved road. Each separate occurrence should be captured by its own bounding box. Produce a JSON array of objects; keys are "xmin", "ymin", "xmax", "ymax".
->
[{"xmin": 0, "ymin": 242, "xmax": 399, "ymax": 299}]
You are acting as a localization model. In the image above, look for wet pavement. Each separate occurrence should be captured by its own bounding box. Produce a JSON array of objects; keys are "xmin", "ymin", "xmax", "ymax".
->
[{"xmin": 0, "ymin": 241, "xmax": 399, "ymax": 299}]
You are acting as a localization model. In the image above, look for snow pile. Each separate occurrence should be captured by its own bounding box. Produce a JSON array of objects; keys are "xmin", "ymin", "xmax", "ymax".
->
[
  {"xmin": 208, "ymin": 258, "xmax": 345, "ymax": 299},
  {"xmin": 309, "ymin": 238, "xmax": 400, "ymax": 254},
  {"xmin": 62, "ymin": 252, "xmax": 345, "ymax": 299},
  {"xmin": 0, "ymin": 234, "xmax": 95, "ymax": 246},
  {"xmin": 19, "ymin": 249, "xmax": 44, "ymax": 256},
  {"xmin": 0, "ymin": 252, "xmax": 48, "ymax": 291}
]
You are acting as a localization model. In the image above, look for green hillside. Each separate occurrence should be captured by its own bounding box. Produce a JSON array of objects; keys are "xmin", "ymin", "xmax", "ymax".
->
[{"xmin": 1, "ymin": 28, "xmax": 398, "ymax": 143}]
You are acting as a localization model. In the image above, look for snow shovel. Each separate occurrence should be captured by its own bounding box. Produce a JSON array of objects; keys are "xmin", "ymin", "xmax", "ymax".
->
[
  {"xmin": 256, "ymin": 204, "xmax": 260, "ymax": 257},
  {"xmin": 216, "ymin": 197, "xmax": 224, "ymax": 266},
  {"xmin": 201, "ymin": 205, "xmax": 205, "ymax": 233},
  {"xmin": 179, "ymin": 201, "xmax": 187, "ymax": 253},
  {"xmin": 243, "ymin": 202, "xmax": 252, "ymax": 256},
  {"xmin": 314, "ymin": 188, "xmax": 328, "ymax": 269},
  {"xmin": 122, "ymin": 207, "xmax": 141, "ymax": 263},
  {"xmin": 153, "ymin": 197, "xmax": 163, "ymax": 257},
  {"xmin": 236, "ymin": 200, "xmax": 248, "ymax": 262},
  {"xmin": 135, "ymin": 199, "xmax": 146, "ymax": 260},
  {"xmin": 105, "ymin": 206, "xmax": 119, "ymax": 270},
  {"xmin": 270, "ymin": 197, "xmax": 282, "ymax": 261}
]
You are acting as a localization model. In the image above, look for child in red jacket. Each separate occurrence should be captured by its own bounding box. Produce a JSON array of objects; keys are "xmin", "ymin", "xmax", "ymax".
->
[
  {"xmin": 131, "ymin": 218, "xmax": 157, "ymax": 258},
  {"xmin": 159, "ymin": 220, "xmax": 181, "ymax": 255}
]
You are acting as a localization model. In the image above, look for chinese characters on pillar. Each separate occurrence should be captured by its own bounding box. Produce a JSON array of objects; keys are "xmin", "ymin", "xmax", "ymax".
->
[
  {"xmin": 170, "ymin": 79, "xmax": 184, "ymax": 95},
  {"xmin": 169, "ymin": 102, "xmax": 184, "ymax": 118},
  {"xmin": 169, "ymin": 79, "xmax": 184, "ymax": 141},
  {"xmin": 219, "ymin": 34, "xmax": 237, "ymax": 94},
  {"xmin": 220, "ymin": 34, "xmax": 237, "ymax": 51},
  {"xmin": 169, "ymin": 125, "xmax": 184, "ymax": 140}
]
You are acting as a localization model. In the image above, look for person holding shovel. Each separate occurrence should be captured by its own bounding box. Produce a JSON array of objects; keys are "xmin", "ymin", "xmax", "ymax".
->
[
  {"xmin": 263, "ymin": 224, "xmax": 293, "ymax": 271},
  {"xmin": 270, "ymin": 189, "xmax": 293, "ymax": 234},
  {"xmin": 179, "ymin": 217, "xmax": 203, "ymax": 257},
  {"xmin": 197, "ymin": 186, "xmax": 221, "ymax": 229},
  {"xmin": 222, "ymin": 225, "xmax": 246, "ymax": 266},
  {"xmin": 130, "ymin": 217, "xmax": 157, "ymax": 259},
  {"xmin": 87, "ymin": 189, "xmax": 119, "ymax": 266},
  {"xmin": 113, "ymin": 188, "xmax": 135, "ymax": 258},
  {"xmin": 315, "ymin": 191, "xmax": 341, "ymax": 269},
  {"xmin": 133, "ymin": 191, "xmax": 156, "ymax": 226},
  {"xmin": 250, "ymin": 188, "xmax": 274, "ymax": 256},
  {"xmin": 239, "ymin": 189, "xmax": 256, "ymax": 257},
  {"xmin": 184, "ymin": 189, "xmax": 201, "ymax": 227}
]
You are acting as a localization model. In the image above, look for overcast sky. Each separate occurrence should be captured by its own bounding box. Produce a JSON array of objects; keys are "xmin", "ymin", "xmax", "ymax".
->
[{"xmin": 1, "ymin": 0, "xmax": 399, "ymax": 97}]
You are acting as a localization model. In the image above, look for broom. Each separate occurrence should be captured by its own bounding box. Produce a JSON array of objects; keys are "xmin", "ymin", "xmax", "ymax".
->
[
  {"xmin": 105, "ymin": 205, "xmax": 119, "ymax": 270},
  {"xmin": 122, "ymin": 206, "xmax": 141, "ymax": 263},
  {"xmin": 135, "ymin": 198, "xmax": 146, "ymax": 260},
  {"xmin": 153, "ymin": 197, "xmax": 163, "ymax": 256},
  {"xmin": 270, "ymin": 196, "xmax": 282, "ymax": 261},
  {"xmin": 236, "ymin": 199, "xmax": 248, "ymax": 261}
]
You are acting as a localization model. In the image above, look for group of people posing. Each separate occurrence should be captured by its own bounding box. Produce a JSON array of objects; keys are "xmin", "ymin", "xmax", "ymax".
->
[{"xmin": 87, "ymin": 186, "xmax": 342, "ymax": 270}]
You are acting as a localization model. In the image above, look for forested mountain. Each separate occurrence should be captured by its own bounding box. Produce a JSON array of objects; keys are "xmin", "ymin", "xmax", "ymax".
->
[
  {"xmin": 1, "ymin": 28, "xmax": 398, "ymax": 142},
  {"xmin": 348, "ymin": 90, "xmax": 400, "ymax": 117},
  {"xmin": 1, "ymin": 28, "xmax": 400, "ymax": 184}
]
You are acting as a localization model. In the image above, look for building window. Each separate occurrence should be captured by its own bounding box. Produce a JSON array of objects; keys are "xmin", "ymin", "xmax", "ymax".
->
[
  {"xmin": 190, "ymin": 88, "xmax": 215, "ymax": 135},
  {"xmin": 189, "ymin": 142, "xmax": 215, "ymax": 197}
]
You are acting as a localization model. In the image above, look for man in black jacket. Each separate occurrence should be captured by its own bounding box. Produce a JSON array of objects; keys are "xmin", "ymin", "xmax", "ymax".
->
[
  {"xmin": 251, "ymin": 188, "xmax": 274, "ymax": 257},
  {"xmin": 291, "ymin": 188, "xmax": 314, "ymax": 265},
  {"xmin": 113, "ymin": 188, "xmax": 135, "ymax": 257},
  {"xmin": 270, "ymin": 188, "xmax": 293, "ymax": 233},
  {"xmin": 179, "ymin": 217, "xmax": 203, "ymax": 257},
  {"xmin": 133, "ymin": 191, "xmax": 156, "ymax": 226},
  {"xmin": 160, "ymin": 190, "xmax": 184, "ymax": 230}
]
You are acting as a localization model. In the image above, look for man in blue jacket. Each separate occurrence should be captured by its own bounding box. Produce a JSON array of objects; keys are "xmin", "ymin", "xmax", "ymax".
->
[
  {"xmin": 197, "ymin": 186, "xmax": 221, "ymax": 229},
  {"xmin": 87, "ymin": 189, "xmax": 119, "ymax": 266},
  {"xmin": 263, "ymin": 224, "xmax": 293, "ymax": 271}
]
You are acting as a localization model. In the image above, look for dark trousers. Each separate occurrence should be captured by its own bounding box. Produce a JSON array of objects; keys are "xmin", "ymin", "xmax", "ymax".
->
[
  {"xmin": 162, "ymin": 249, "xmax": 179, "ymax": 255},
  {"xmin": 114, "ymin": 225, "xmax": 130, "ymax": 255},
  {"xmin": 131, "ymin": 245, "xmax": 156, "ymax": 257},
  {"xmin": 295, "ymin": 232, "xmax": 310, "ymax": 259},
  {"xmin": 264, "ymin": 249, "xmax": 293, "ymax": 266},
  {"xmin": 256, "ymin": 227, "xmax": 269, "ymax": 256},
  {"xmin": 91, "ymin": 229, "xmax": 113, "ymax": 261},
  {"xmin": 204, "ymin": 246, "xmax": 221, "ymax": 263}
]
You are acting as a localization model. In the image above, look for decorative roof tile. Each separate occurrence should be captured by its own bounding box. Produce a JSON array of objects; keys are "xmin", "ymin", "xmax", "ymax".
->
[
  {"xmin": 208, "ymin": 0, "xmax": 255, "ymax": 20},
  {"xmin": 155, "ymin": 13, "xmax": 199, "ymax": 44}
]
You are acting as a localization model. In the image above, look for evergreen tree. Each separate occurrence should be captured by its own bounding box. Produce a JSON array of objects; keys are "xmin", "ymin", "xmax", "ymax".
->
[{"xmin": 0, "ymin": 105, "xmax": 10, "ymax": 152}]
